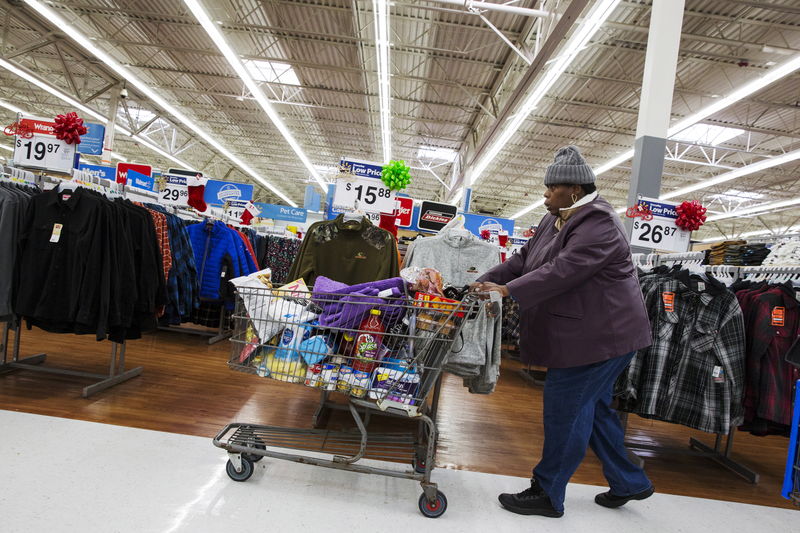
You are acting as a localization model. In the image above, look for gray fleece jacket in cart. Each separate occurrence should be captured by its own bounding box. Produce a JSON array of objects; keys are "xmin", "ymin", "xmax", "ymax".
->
[{"xmin": 404, "ymin": 229, "xmax": 503, "ymax": 393}]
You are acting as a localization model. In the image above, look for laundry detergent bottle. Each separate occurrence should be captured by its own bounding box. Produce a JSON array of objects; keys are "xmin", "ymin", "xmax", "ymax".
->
[{"xmin": 352, "ymin": 310, "xmax": 384, "ymax": 373}]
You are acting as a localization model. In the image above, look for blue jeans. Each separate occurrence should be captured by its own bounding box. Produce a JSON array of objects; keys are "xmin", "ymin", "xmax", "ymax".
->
[{"xmin": 533, "ymin": 352, "xmax": 651, "ymax": 512}]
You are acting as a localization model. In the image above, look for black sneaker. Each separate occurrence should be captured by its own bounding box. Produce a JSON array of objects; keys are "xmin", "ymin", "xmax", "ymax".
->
[
  {"xmin": 498, "ymin": 480, "xmax": 564, "ymax": 518},
  {"xmin": 595, "ymin": 486, "xmax": 655, "ymax": 508}
]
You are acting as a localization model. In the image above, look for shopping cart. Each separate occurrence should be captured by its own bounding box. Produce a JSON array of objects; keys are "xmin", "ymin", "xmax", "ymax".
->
[
  {"xmin": 212, "ymin": 283, "xmax": 484, "ymax": 518},
  {"xmin": 782, "ymin": 379, "xmax": 800, "ymax": 506}
]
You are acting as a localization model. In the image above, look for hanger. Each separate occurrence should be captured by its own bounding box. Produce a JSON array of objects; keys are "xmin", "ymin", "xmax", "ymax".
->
[{"xmin": 343, "ymin": 200, "xmax": 366, "ymax": 222}]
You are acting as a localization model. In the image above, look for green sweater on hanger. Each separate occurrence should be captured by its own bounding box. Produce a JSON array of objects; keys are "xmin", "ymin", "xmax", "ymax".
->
[{"xmin": 287, "ymin": 214, "xmax": 399, "ymax": 287}]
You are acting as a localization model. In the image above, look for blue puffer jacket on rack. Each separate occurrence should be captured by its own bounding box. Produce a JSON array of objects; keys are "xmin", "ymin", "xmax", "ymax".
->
[{"xmin": 187, "ymin": 220, "xmax": 255, "ymax": 300}]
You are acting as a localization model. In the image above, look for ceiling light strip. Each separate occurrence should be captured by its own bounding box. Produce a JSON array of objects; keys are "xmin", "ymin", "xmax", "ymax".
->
[
  {"xmin": 467, "ymin": 0, "xmax": 621, "ymax": 192},
  {"xmin": 23, "ymin": 0, "xmax": 296, "ymax": 206},
  {"xmin": 0, "ymin": 59, "xmax": 191, "ymax": 169},
  {"xmin": 705, "ymin": 196, "xmax": 800, "ymax": 222},
  {"xmin": 660, "ymin": 148, "xmax": 800, "ymax": 200},
  {"xmin": 373, "ymin": 0, "xmax": 392, "ymax": 164},
  {"xmin": 183, "ymin": 0, "xmax": 327, "ymax": 195}
]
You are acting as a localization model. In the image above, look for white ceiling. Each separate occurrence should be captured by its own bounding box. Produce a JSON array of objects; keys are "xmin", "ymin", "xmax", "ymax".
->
[{"xmin": 0, "ymin": 0, "xmax": 799, "ymax": 241}]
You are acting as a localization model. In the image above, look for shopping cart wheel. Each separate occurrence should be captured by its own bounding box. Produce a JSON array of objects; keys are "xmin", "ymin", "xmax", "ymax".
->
[
  {"xmin": 226, "ymin": 457, "xmax": 254, "ymax": 482},
  {"xmin": 243, "ymin": 439, "xmax": 267, "ymax": 463},
  {"xmin": 412, "ymin": 454, "xmax": 427, "ymax": 474},
  {"xmin": 418, "ymin": 490, "xmax": 447, "ymax": 518}
]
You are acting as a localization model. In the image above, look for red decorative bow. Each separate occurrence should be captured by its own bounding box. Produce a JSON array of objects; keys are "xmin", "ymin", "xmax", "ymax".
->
[
  {"xmin": 675, "ymin": 200, "xmax": 707, "ymax": 232},
  {"xmin": 53, "ymin": 112, "xmax": 88, "ymax": 145},
  {"xmin": 625, "ymin": 204, "xmax": 654, "ymax": 221},
  {"xmin": 3, "ymin": 120, "xmax": 34, "ymax": 138}
]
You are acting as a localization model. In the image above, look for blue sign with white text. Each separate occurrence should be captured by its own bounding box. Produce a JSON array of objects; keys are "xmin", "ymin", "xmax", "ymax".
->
[
  {"xmin": 255, "ymin": 202, "xmax": 307, "ymax": 223},
  {"xmin": 77, "ymin": 163, "xmax": 115, "ymax": 182},
  {"xmin": 128, "ymin": 169, "xmax": 155, "ymax": 192},
  {"xmin": 304, "ymin": 185, "xmax": 321, "ymax": 212},
  {"xmin": 77, "ymin": 123, "xmax": 105, "ymax": 156},
  {"xmin": 636, "ymin": 199, "xmax": 678, "ymax": 219},
  {"xmin": 339, "ymin": 157, "xmax": 383, "ymax": 180},
  {"xmin": 461, "ymin": 213, "xmax": 515, "ymax": 237},
  {"xmin": 205, "ymin": 179, "xmax": 254, "ymax": 206}
]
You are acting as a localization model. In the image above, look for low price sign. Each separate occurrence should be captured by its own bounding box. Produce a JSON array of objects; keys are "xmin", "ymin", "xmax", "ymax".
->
[
  {"xmin": 13, "ymin": 115, "xmax": 76, "ymax": 174},
  {"xmin": 333, "ymin": 175, "xmax": 396, "ymax": 215},
  {"xmin": 630, "ymin": 197, "xmax": 691, "ymax": 253},
  {"xmin": 159, "ymin": 174, "xmax": 189, "ymax": 206}
]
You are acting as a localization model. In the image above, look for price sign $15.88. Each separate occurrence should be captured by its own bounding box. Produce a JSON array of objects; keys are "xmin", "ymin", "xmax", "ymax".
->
[{"xmin": 334, "ymin": 176, "xmax": 396, "ymax": 214}]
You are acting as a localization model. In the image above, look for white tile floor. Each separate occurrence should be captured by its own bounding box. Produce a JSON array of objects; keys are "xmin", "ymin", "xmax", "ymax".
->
[{"xmin": 0, "ymin": 409, "xmax": 795, "ymax": 532}]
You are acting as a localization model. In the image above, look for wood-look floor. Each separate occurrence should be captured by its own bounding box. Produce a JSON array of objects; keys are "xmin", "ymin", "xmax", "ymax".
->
[{"xmin": 0, "ymin": 326, "xmax": 796, "ymax": 511}]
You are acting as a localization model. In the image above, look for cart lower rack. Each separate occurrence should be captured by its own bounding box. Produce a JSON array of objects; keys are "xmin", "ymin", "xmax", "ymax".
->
[{"xmin": 213, "ymin": 281, "xmax": 486, "ymax": 518}]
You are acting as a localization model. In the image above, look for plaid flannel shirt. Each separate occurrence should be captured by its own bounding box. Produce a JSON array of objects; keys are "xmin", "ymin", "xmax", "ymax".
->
[
  {"xmin": 620, "ymin": 273, "xmax": 746, "ymax": 434},
  {"xmin": 739, "ymin": 284, "xmax": 800, "ymax": 429}
]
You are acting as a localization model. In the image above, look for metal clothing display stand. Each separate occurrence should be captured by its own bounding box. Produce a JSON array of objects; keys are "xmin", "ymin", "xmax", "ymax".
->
[
  {"xmin": 158, "ymin": 305, "xmax": 233, "ymax": 345},
  {"xmin": 619, "ymin": 412, "xmax": 759, "ymax": 483},
  {"xmin": 0, "ymin": 321, "xmax": 142, "ymax": 398}
]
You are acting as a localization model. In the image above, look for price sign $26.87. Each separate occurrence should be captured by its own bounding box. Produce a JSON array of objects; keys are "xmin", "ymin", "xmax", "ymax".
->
[{"xmin": 632, "ymin": 219, "xmax": 677, "ymax": 244}]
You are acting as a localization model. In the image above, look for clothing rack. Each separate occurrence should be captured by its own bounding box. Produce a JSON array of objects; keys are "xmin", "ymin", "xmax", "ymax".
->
[
  {"xmin": 623, "ymin": 252, "xmax": 759, "ymax": 483},
  {"xmin": 0, "ymin": 320, "xmax": 142, "ymax": 398},
  {"xmin": 157, "ymin": 264, "xmax": 233, "ymax": 345},
  {"xmin": 740, "ymin": 265, "xmax": 800, "ymax": 281}
]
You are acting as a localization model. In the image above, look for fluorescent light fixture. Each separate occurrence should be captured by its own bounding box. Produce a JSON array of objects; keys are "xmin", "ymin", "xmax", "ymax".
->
[
  {"xmin": 0, "ymin": 144, "xmax": 12, "ymax": 152},
  {"xmin": 450, "ymin": 187, "xmax": 464, "ymax": 206},
  {"xmin": 708, "ymin": 189, "xmax": 764, "ymax": 201},
  {"xmin": 669, "ymin": 124, "xmax": 745, "ymax": 146},
  {"xmin": 0, "ymin": 58, "xmax": 126, "ymax": 131},
  {"xmin": 590, "ymin": 53, "xmax": 800, "ymax": 180},
  {"xmin": 511, "ymin": 199, "xmax": 545, "ymax": 220},
  {"xmin": 0, "ymin": 98, "xmax": 24, "ymax": 115},
  {"xmin": 182, "ymin": 0, "xmax": 323, "ymax": 199},
  {"xmin": 244, "ymin": 60, "xmax": 301, "ymax": 86},
  {"xmin": 373, "ymin": 0, "xmax": 392, "ymax": 164},
  {"xmin": 0, "ymin": 59, "xmax": 195, "ymax": 169},
  {"xmin": 705, "ymin": 196, "xmax": 800, "ymax": 222},
  {"xmin": 24, "ymin": 0, "xmax": 297, "ymax": 206},
  {"xmin": 668, "ymin": 54, "xmax": 800, "ymax": 138},
  {"xmin": 700, "ymin": 224, "xmax": 800, "ymax": 243},
  {"xmin": 417, "ymin": 146, "xmax": 457, "ymax": 162},
  {"xmin": 661, "ymin": 147, "xmax": 800, "ymax": 200},
  {"xmin": 466, "ymin": 0, "xmax": 621, "ymax": 191}
]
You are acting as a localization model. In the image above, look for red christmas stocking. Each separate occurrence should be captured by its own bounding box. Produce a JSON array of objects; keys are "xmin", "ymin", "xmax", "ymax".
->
[
  {"xmin": 240, "ymin": 201, "xmax": 260, "ymax": 226},
  {"xmin": 186, "ymin": 175, "xmax": 208, "ymax": 212}
]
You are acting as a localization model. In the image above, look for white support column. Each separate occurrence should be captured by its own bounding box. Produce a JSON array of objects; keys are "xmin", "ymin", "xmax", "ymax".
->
[
  {"xmin": 625, "ymin": 0, "xmax": 685, "ymax": 239},
  {"xmin": 101, "ymin": 85, "xmax": 121, "ymax": 167}
]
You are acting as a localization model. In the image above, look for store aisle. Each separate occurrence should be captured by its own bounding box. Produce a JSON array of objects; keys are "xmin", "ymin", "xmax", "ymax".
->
[{"xmin": 1, "ymin": 410, "xmax": 794, "ymax": 532}]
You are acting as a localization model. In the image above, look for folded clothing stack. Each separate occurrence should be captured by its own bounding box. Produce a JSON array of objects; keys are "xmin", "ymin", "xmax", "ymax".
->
[
  {"xmin": 723, "ymin": 245, "xmax": 744, "ymax": 265},
  {"xmin": 762, "ymin": 240, "xmax": 800, "ymax": 266},
  {"xmin": 739, "ymin": 243, "xmax": 771, "ymax": 266},
  {"xmin": 708, "ymin": 240, "xmax": 746, "ymax": 265}
]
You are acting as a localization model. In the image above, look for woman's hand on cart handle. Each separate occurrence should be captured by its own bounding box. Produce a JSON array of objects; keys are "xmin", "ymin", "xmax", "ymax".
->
[{"xmin": 469, "ymin": 282, "xmax": 510, "ymax": 298}]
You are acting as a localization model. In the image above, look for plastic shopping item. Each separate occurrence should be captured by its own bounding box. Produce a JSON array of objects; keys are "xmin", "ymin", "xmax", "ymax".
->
[
  {"xmin": 352, "ymin": 310, "xmax": 384, "ymax": 373},
  {"xmin": 400, "ymin": 267, "xmax": 445, "ymax": 297},
  {"xmin": 266, "ymin": 350, "xmax": 307, "ymax": 383},
  {"xmin": 274, "ymin": 321, "xmax": 315, "ymax": 361},
  {"xmin": 298, "ymin": 335, "xmax": 333, "ymax": 366}
]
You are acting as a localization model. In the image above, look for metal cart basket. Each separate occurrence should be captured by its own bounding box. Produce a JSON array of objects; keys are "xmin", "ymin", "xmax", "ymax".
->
[{"xmin": 213, "ymin": 283, "xmax": 483, "ymax": 518}]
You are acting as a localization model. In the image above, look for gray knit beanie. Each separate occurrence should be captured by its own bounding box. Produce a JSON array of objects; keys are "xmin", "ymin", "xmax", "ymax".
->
[{"xmin": 543, "ymin": 145, "xmax": 596, "ymax": 186}]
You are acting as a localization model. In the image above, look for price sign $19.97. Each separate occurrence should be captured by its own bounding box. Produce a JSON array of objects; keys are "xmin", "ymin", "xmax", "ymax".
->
[
  {"xmin": 333, "ymin": 176, "xmax": 396, "ymax": 214},
  {"xmin": 14, "ymin": 135, "xmax": 76, "ymax": 174}
]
